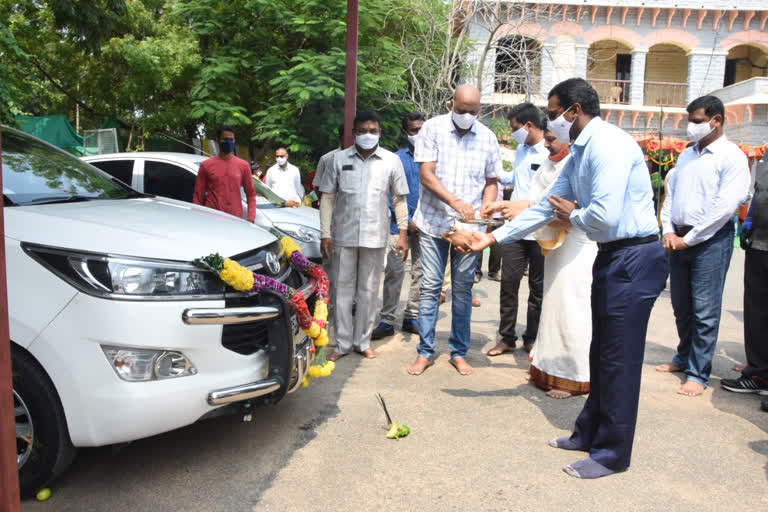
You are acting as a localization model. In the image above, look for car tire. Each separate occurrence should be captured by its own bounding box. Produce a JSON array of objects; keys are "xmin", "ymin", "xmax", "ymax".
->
[{"xmin": 12, "ymin": 348, "xmax": 77, "ymax": 499}]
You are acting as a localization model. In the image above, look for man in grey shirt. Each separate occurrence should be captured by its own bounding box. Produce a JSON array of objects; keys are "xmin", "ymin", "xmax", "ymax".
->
[{"xmin": 319, "ymin": 111, "xmax": 409, "ymax": 361}]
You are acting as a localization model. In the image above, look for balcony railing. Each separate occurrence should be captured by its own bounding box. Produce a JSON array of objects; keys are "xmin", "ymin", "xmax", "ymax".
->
[
  {"xmin": 644, "ymin": 81, "xmax": 687, "ymax": 107},
  {"xmin": 589, "ymin": 79, "xmax": 630, "ymax": 105}
]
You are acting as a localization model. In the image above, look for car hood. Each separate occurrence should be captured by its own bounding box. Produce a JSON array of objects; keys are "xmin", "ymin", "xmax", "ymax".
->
[
  {"xmin": 257, "ymin": 204, "xmax": 320, "ymax": 229},
  {"xmin": 4, "ymin": 198, "xmax": 276, "ymax": 261}
]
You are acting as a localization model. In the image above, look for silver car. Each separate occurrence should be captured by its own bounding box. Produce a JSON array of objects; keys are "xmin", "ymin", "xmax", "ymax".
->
[{"xmin": 83, "ymin": 152, "xmax": 322, "ymax": 260}]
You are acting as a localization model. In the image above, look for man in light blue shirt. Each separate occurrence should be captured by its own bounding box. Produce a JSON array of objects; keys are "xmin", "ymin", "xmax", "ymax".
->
[
  {"xmin": 488, "ymin": 103, "xmax": 548, "ymax": 357},
  {"xmin": 460, "ymin": 78, "xmax": 666, "ymax": 480}
]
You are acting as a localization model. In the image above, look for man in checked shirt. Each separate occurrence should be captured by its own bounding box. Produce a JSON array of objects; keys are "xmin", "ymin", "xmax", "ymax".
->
[{"xmin": 407, "ymin": 84, "xmax": 501, "ymax": 376}]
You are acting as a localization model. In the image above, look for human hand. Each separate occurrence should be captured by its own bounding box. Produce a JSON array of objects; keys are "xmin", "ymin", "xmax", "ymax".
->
[
  {"xmin": 321, "ymin": 238, "xmax": 334, "ymax": 259},
  {"xmin": 481, "ymin": 201, "xmax": 504, "ymax": 218},
  {"xmin": 451, "ymin": 199, "xmax": 475, "ymax": 220},
  {"xmin": 284, "ymin": 200, "xmax": 300, "ymax": 208},
  {"xmin": 408, "ymin": 221, "xmax": 419, "ymax": 234},
  {"xmin": 670, "ymin": 235, "xmax": 688, "ymax": 251},
  {"xmin": 396, "ymin": 234, "xmax": 409, "ymax": 262},
  {"xmin": 499, "ymin": 200, "xmax": 530, "ymax": 220},
  {"xmin": 548, "ymin": 195, "xmax": 577, "ymax": 219},
  {"xmin": 454, "ymin": 231, "xmax": 496, "ymax": 253},
  {"xmin": 661, "ymin": 233, "xmax": 676, "ymax": 253},
  {"xmin": 443, "ymin": 229, "xmax": 474, "ymax": 251}
]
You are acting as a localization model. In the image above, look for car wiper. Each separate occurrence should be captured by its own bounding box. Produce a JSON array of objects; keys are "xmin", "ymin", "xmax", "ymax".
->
[{"xmin": 21, "ymin": 195, "xmax": 96, "ymax": 205}]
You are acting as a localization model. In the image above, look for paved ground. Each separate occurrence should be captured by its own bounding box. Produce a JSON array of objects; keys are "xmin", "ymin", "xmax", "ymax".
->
[{"xmin": 23, "ymin": 249, "xmax": 767, "ymax": 511}]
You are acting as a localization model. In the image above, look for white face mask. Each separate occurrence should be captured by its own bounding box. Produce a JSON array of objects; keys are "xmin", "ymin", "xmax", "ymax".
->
[
  {"xmin": 511, "ymin": 126, "xmax": 529, "ymax": 145},
  {"xmin": 451, "ymin": 110, "xmax": 477, "ymax": 130},
  {"xmin": 407, "ymin": 134, "xmax": 418, "ymax": 147},
  {"xmin": 547, "ymin": 106, "xmax": 574, "ymax": 144},
  {"xmin": 276, "ymin": 156, "xmax": 288, "ymax": 166},
  {"xmin": 355, "ymin": 133, "xmax": 379, "ymax": 150},
  {"xmin": 686, "ymin": 120, "xmax": 714, "ymax": 143}
]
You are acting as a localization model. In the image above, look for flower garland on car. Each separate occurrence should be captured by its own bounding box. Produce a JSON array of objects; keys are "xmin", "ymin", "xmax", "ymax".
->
[{"xmin": 193, "ymin": 236, "xmax": 333, "ymax": 387}]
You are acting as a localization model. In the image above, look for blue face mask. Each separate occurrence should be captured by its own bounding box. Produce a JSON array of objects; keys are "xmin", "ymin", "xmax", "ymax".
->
[{"xmin": 219, "ymin": 139, "xmax": 235, "ymax": 154}]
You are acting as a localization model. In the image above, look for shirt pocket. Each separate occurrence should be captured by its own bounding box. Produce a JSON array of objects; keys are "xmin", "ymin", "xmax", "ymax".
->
[{"xmin": 339, "ymin": 168, "xmax": 361, "ymax": 194}]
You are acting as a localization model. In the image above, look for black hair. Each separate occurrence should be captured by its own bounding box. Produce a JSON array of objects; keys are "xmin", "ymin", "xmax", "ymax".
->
[
  {"xmin": 548, "ymin": 78, "xmax": 601, "ymax": 117},
  {"xmin": 402, "ymin": 112, "xmax": 425, "ymax": 131},
  {"xmin": 353, "ymin": 110, "xmax": 381, "ymax": 130},
  {"xmin": 687, "ymin": 95, "xmax": 725, "ymax": 123},
  {"xmin": 507, "ymin": 102, "xmax": 545, "ymax": 130},
  {"xmin": 217, "ymin": 125, "xmax": 235, "ymax": 139}
]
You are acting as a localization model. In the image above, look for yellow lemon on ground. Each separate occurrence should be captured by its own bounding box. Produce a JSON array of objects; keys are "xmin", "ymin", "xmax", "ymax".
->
[{"xmin": 36, "ymin": 488, "xmax": 52, "ymax": 501}]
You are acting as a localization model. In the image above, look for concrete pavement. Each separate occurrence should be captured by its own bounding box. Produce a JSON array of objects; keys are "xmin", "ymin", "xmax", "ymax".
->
[{"xmin": 23, "ymin": 249, "xmax": 767, "ymax": 511}]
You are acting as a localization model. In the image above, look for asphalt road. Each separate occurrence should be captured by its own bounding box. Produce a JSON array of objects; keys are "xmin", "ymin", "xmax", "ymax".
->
[{"xmin": 23, "ymin": 249, "xmax": 767, "ymax": 511}]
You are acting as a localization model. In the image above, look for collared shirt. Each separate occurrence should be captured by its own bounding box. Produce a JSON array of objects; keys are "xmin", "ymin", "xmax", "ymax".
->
[
  {"xmin": 412, "ymin": 113, "xmax": 501, "ymax": 236},
  {"xmin": 319, "ymin": 145, "xmax": 409, "ymax": 248},
  {"xmin": 312, "ymin": 148, "xmax": 340, "ymax": 189},
  {"xmin": 265, "ymin": 162, "xmax": 304, "ymax": 202},
  {"xmin": 493, "ymin": 117, "xmax": 658, "ymax": 244},
  {"xmin": 501, "ymin": 139, "xmax": 548, "ymax": 240},
  {"xmin": 660, "ymin": 136, "xmax": 750, "ymax": 246},
  {"xmin": 193, "ymin": 155, "xmax": 257, "ymax": 222},
  {"xmin": 389, "ymin": 146, "xmax": 421, "ymax": 234}
]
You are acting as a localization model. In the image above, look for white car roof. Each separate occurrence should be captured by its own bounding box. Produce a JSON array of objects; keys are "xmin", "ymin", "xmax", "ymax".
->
[{"xmin": 83, "ymin": 152, "xmax": 209, "ymax": 165}]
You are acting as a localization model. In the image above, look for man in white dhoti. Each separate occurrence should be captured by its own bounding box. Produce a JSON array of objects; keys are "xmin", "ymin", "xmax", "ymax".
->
[{"xmin": 483, "ymin": 127, "xmax": 597, "ymax": 398}]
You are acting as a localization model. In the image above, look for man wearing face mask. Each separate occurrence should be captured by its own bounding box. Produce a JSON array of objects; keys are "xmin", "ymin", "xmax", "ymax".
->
[
  {"xmin": 372, "ymin": 112, "xmax": 426, "ymax": 339},
  {"xmin": 265, "ymin": 147, "xmax": 304, "ymax": 207},
  {"xmin": 656, "ymin": 95, "xmax": 751, "ymax": 397},
  {"xmin": 487, "ymin": 103, "xmax": 548, "ymax": 357},
  {"xmin": 457, "ymin": 78, "xmax": 666, "ymax": 479},
  {"xmin": 319, "ymin": 110, "xmax": 410, "ymax": 361},
  {"xmin": 407, "ymin": 84, "xmax": 501, "ymax": 377},
  {"xmin": 193, "ymin": 125, "xmax": 257, "ymax": 222}
]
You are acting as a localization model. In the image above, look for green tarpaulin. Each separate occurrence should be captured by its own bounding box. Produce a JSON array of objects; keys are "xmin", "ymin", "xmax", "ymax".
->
[{"xmin": 15, "ymin": 114, "xmax": 98, "ymax": 156}]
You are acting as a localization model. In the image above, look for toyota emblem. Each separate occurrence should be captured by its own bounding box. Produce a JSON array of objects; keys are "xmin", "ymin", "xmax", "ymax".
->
[{"xmin": 265, "ymin": 252, "xmax": 281, "ymax": 275}]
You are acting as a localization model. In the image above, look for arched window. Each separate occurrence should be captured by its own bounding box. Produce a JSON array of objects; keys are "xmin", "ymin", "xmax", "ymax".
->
[{"xmin": 495, "ymin": 35, "xmax": 541, "ymax": 96}]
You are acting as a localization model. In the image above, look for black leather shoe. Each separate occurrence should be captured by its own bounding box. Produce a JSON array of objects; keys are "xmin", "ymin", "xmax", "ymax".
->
[{"xmin": 371, "ymin": 322, "xmax": 394, "ymax": 340}]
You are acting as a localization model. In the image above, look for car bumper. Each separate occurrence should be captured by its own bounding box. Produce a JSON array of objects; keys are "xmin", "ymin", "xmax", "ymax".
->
[{"xmin": 28, "ymin": 282, "xmax": 314, "ymax": 447}]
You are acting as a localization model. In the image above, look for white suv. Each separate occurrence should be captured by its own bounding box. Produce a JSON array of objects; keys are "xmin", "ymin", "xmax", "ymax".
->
[
  {"xmin": 4, "ymin": 129, "xmax": 313, "ymax": 497},
  {"xmin": 83, "ymin": 152, "xmax": 322, "ymax": 261}
]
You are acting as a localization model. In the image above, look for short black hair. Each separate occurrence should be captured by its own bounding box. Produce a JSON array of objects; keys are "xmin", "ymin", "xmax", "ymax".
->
[
  {"xmin": 353, "ymin": 110, "xmax": 381, "ymax": 130},
  {"xmin": 217, "ymin": 125, "xmax": 235, "ymax": 138},
  {"xmin": 687, "ymin": 95, "xmax": 725, "ymax": 122},
  {"xmin": 402, "ymin": 112, "xmax": 425, "ymax": 131},
  {"xmin": 507, "ymin": 103, "xmax": 545, "ymax": 130},
  {"xmin": 548, "ymin": 78, "xmax": 601, "ymax": 117}
]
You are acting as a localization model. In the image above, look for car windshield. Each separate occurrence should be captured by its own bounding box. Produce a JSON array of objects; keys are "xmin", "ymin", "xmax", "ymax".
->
[{"xmin": 2, "ymin": 129, "xmax": 137, "ymax": 206}]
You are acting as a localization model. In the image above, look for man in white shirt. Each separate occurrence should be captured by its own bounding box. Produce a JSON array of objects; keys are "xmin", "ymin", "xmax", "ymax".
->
[
  {"xmin": 265, "ymin": 147, "xmax": 304, "ymax": 206},
  {"xmin": 488, "ymin": 103, "xmax": 549, "ymax": 356},
  {"xmin": 657, "ymin": 95, "xmax": 751, "ymax": 396}
]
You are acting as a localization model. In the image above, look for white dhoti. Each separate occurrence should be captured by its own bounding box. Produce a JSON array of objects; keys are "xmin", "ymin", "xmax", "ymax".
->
[{"xmin": 330, "ymin": 246, "xmax": 387, "ymax": 354}]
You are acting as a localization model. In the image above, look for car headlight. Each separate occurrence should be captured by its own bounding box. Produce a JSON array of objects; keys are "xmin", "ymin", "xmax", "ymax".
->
[
  {"xmin": 273, "ymin": 223, "xmax": 321, "ymax": 243},
  {"xmin": 102, "ymin": 346, "xmax": 197, "ymax": 381},
  {"xmin": 23, "ymin": 243, "xmax": 225, "ymax": 300}
]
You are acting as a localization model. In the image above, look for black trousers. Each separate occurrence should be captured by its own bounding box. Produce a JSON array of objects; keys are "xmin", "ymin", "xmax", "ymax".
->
[
  {"xmin": 570, "ymin": 241, "xmax": 666, "ymax": 471},
  {"xmin": 476, "ymin": 243, "xmax": 502, "ymax": 276},
  {"xmin": 499, "ymin": 239, "xmax": 544, "ymax": 346},
  {"xmin": 743, "ymin": 248, "xmax": 768, "ymax": 380}
]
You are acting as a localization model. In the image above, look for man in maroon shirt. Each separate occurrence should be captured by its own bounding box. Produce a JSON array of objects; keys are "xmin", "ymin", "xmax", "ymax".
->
[{"xmin": 193, "ymin": 125, "xmax": 257, "ymax": 222}]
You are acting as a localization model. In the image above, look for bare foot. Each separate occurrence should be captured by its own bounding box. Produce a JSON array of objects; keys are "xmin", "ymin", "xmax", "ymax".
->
[
  {"xmin": 525, "ymin": 372, "xmax": 532, "ymax": 381},
  {"xmin": 487, "ymin": 342, "xmax": 514, "ymax": 357},
  {"xmin": 678, "ymin": 380, "xmax": 705, "ymax": 396},
  {"xmin": 546, "ymin": 389, "xmax": 573, "ymax": 399},
  {"xmin": 656, "ymin": 363, "xmax": 682, "ymax": 373},
  {"xmin": 407, "ymin": 356, "xmax": 433, "ymax": 375},
  {"xmin": 327, "ymin": 351, "xmax": 347, "ymax": 362},
  {"xmin": 358, "ymin": 348, "xmax": 377, "ymax": 359},
  {"xmin": 450, "ymin": 357, "xmax": 474, "ymax": 376},
  {"xmin": 732, "ymin": 363, "xmax": 746, "ymax": 372}
]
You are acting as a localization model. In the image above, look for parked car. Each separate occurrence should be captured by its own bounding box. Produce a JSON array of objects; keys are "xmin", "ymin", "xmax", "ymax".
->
[
  {"xmin": 82, "ymin": 152, "xmax": 322, "ymax": 261},
  {"xmin": 3, "ymin": 128, "xmax": 314, "ymax": 497}
]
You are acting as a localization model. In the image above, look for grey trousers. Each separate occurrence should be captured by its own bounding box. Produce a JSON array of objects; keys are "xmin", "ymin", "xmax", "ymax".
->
[
  {"xmin": 331, "ymin": 246, "xmax": 387, "ymax": 354},
  {"xmin": 380, "ymin": 231, "xmax": 422, "ymax": 324}
]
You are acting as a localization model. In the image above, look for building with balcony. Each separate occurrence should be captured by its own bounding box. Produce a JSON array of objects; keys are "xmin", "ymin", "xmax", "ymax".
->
[{"xmin": 467, "ymin": 0, "xmax": 768, "ymax": 145}]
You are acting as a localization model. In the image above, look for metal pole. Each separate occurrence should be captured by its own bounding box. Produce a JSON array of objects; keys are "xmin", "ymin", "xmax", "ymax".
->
[
  {"xmin": 0, "ymin": 125, "xmax": 21, "ymax": 511},
  {"xmin": 343, "ymin": 0, "xmax": 359, "ymax": 148}
]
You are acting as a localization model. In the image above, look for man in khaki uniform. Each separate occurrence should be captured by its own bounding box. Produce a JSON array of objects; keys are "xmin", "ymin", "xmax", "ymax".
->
[{"xmin": 319, "ymin": 110, "xmax": 410, "ymax": 360}]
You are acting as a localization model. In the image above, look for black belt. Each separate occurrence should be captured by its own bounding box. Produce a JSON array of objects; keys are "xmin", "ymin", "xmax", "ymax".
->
[
  {"xmin": 673, "ymin": 224, "xmax": 693, "ymax": 237},
  {"xmin": 597, "ymin": 235, "xmax": 658, "ymax": 253}
]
